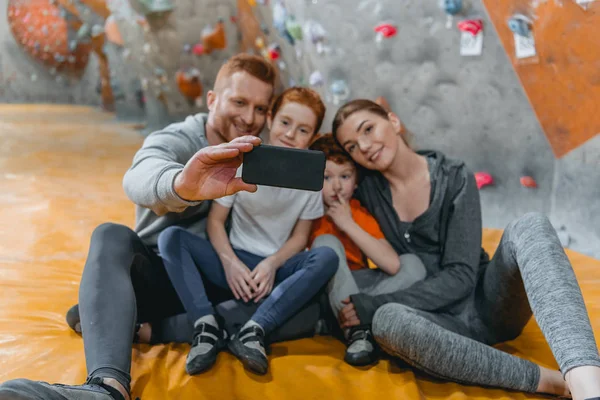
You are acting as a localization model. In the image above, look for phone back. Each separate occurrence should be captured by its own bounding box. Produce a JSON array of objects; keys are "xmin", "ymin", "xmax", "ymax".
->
[{"xmin": 242, "ymin": 145, "xmax": 325, "ymax": 192}]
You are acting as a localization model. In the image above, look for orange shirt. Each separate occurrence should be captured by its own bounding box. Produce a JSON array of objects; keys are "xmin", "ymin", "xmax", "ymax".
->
[{"xmin": 309, "ymin": 199, "xmax": 385, "ymax": 271}]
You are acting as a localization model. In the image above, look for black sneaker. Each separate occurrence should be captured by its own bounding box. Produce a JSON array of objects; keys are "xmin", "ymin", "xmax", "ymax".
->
[
  {"xmin": 186, "ymin": 321, "xmax": 228, "ymax": 375},
  {"xmin": 0, "ymin": 376, "xmax": 136, "ymax": 400},
  {"xmin": 227, "ymin": 324, "xmax": 268, "ymax": 375},
  {"xmin": 344, "ymin": 328, "xmax": 379, "ymax": 366}
]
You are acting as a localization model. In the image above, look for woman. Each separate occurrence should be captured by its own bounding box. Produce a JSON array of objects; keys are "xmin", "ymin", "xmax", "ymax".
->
[
  {"xmin": 308, "ymin": 133, "xmax": 426, "ymax": 367},
  {"xmin": 330, "ymin": 98, "xmax": 600, "ymax": 400},
  {"xmin": 157, "ymin": 87, "xmax": 338, "ymax": 376}
]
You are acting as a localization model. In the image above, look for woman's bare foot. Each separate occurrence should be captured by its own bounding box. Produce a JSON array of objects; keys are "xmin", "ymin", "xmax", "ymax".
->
[
  {"xmin": 565, "ymin": 365, "xmax": 600, "ymax": 400},
  {"xmin": 102, "ymin": 378, "xmax": 130, "ymax": 400},
  {"xmin": 537, "ymin": 367, "xmax": 571, "ymax": 397},
  {"xmin": 137, "ymin": 323, "xmax": 152, "ymax": 344}
]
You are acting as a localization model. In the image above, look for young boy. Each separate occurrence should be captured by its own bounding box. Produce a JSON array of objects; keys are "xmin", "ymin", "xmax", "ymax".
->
[
  {"xmin": 309, "ymin": 133, "xmax": 426, "ymax": 366},
  {"xmin": 309, "ymin": 133, "xmax": 400, "ymax": 275}
]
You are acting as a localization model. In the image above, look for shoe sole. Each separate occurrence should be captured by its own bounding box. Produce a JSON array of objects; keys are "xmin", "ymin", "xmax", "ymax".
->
[
  {"xmin": 186, "ymin": 354, "xmax": 217, "ymax": 375},
  {"xmin": 186, "ymin": 339, "xmax": 227, "ymax": 375},
  {"xmin": 344, "ymin": 350, "xmax": 379, "ymax": 367},
  {"xmin": 227, "ymin": 339, "xmax": 268, "ymax": 375}
]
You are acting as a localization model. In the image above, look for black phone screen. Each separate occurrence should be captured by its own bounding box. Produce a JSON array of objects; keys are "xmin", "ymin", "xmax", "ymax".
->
[{"xmin": 241, "ymin": 145, "xmax": 325, "ymax": 192}]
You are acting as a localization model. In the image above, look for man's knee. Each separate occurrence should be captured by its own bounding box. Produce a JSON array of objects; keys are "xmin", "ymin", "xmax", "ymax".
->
[{"xmin": 91, "ymin": 223, "xmax": 138, "ymax": 252}]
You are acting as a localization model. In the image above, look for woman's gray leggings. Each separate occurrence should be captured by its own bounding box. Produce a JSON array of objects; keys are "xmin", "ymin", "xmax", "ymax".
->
[{"xmin": 370, "ymin": 212, "xmax": 600, "ymax": 393}]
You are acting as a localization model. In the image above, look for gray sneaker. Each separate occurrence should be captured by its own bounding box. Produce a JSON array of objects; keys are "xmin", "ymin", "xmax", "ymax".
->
[
  {"xmin": 0, "ymin": 377, "xmax": 134, "ymax": 400},
  {"xmin": 344, "ymin": 328, "xmax": 379, "ymax": 366},
  {"xmin": 186, "ymin": 321, "xmax": 228, "ymax": 375}
]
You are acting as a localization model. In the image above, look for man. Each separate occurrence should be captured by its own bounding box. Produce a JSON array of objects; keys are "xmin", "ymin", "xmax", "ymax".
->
[{"xmin": 0, "ymin": 53, "xmax": 275, "ymax": 400}]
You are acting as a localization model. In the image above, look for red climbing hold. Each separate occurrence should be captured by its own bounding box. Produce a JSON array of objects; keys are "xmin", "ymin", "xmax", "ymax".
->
[
  {"xmin": 268, "ymin": 44, "xmax": 281, "ymax": 61},
  {"xmin": 192, "ymin": 43, "xmax": 204, "ymax": 56},
  {"xmin": 475, "ymin": 172, "xmax": 494, "ymax": 189},
  {"xmin": 457, "ymin": 19, "xmax": 484, "ymax": 36},
  {"xmin": 374, "ymin": 23, "xmax": 397, "ymax": 38},
  {"xmin": 520, "ymin": 176, "xmax": 538, "ymax": 188}
]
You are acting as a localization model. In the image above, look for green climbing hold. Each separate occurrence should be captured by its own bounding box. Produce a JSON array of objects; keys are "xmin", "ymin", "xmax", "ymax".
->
[{"xmin": 285, "ymin": 16, "xmax": 303, "ymax": 41}]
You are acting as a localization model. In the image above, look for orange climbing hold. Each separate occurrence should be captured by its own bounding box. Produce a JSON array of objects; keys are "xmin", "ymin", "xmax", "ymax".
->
[
  {"xmin": 104, "ymin": 15, "xmax": 123, "ymax": 46},
  {"xmin": 176, "ymin": 67, "xmax": 203, "ymax": 100},
  {"xmin": 201, "ymin": 19, "xmax": 226, "ymax": 54},
  {"xmin": 520, "ymin": 176, "xmax": 538, "ymax": 188},
  {"xmin": 7, "ymin": 0, "xmax": 92, "ymax": 72}
]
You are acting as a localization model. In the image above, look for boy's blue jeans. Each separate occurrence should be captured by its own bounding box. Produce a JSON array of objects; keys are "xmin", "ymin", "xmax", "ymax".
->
[{"xmin": 157, "ymin": 226, "xmax": 338, "ymax": 334}]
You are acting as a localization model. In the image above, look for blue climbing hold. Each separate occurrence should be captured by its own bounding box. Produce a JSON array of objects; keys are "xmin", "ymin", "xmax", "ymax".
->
[
  {"xmin": 508, "ymin": 15, "xmax": 531, "ymax": 37},
  {"xmin": 441, "ymin": 0, "xmax": 462, "ymax": 15}
]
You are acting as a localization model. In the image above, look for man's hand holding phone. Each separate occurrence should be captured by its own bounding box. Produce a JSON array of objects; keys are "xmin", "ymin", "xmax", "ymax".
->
[{"xmin": 174, "ymin": 136, "xmax": 261, "ymax": 202}]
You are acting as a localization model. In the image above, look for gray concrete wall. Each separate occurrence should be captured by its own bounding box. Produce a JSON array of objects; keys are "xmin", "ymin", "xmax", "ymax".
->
[{"xmin": 255, "ymin": 0, "xmax": 600, "ymax": 259}]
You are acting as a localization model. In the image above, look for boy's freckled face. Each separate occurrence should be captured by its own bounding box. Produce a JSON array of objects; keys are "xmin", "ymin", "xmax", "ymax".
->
[{"xmin": 322, "ymin": 160, "xmax": 357, "ymax": 206}]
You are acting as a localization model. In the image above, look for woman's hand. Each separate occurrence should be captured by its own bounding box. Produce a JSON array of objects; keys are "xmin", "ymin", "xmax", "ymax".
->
[
  {"xmin": 327, "ymin": 197, "xmax": 355, "ymax": 232},
  {"xmin": 222, "ymin": 256, "xmax": 258, "ymax": 303},
  {"xmin": 339, "ymin": 297, "xmax": 361, "ymax": 328},
  {"xmin": 251, "ymin": 258, "xmax": 277, "ymax": 303}
]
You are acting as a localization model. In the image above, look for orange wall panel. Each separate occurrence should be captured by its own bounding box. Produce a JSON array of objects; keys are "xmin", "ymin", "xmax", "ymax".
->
[{"xmin": 482, "ymin": 0, "xmax": 600, "ymax": 157}]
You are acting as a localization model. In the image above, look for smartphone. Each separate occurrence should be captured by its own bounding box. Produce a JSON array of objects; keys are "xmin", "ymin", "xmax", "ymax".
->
[{"xmin": 242, "ymin": 144, "xmax": 325, "ymax": 192}]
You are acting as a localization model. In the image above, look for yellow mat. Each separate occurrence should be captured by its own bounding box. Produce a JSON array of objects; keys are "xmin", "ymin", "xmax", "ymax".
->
[{"xmin": 1, "ymin": 105, "xmax": 599, "ymax": 400}]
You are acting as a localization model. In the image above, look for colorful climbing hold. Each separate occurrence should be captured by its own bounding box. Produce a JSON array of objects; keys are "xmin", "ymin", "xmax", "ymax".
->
[
  {"xmin": 261, "ymin": 23, "xmax": 270, "ymax": 35},
  {"xmin": 374, "ymin": 23, "xmax": 398, "ymax": 41},
  {"xmin": 137, "ymin": 0, "xmax": 175, "ymax": 15},
  {"xmin": 440, "ymin": 0, "xmax": 463, "ymax": 15},
  {"xmin": 285, "ymin": 16, "xmax": 303, "ymax": 41},
  {"xmin": 474, "ymin": 172, "xmax": 494, "ymax": 189},
  {"xmin": 192, "ymin": 43, "xmax": 204, "ymax": 55},
  {"xmin": 255, "ymin": 37, "xmax": 265, "ymax": 49},
  {"xmin": 304, "ymin": 20, "xmax": 326, "ymax": 44},
  {"xmin": 268, "ymin": 43, "xmax": 281, "ymax": 60},
  {"xmin": 176, "ymin": 67, "xmax": 203, "ymax": 100},
  {"xmin": 457, "ymin": 19, "xmax": 483, "ymax": 36},
  {"xmin": 272, "ymin": 1, "xmax": 287, "ymax": 28},
  {"xmin": 76, "ymin": 23, "xmax": 91, "ymax": 40},
  {"xmin": 508, "ymin": 14, "xmax": 531, "ymax": 37},
  {"xmin": 91, "ymin": 24, "xmax": 104, "ymax": 38},
  {"xmin": 309, "ymin": 70, "xmax": 324, "ymax": 87},
  {"xmin": 520, "ymin": 176, "xmax": 537, "ymax": 188},
  {"xmin": 201, "ymin": 19, "xmax": 226, "ymax": 54},
  {"xmin": 104, "ymin": 15, "xmax": 124, "ymax": 46},
  {"xmin": 329, "ymin": 79, "xmax": 351, "ymax": 105}
]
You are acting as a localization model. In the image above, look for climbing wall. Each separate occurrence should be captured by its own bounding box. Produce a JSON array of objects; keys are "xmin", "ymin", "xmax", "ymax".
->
[
  {"xmin": 2, "ymin": 0, "xmax": 242, "ymax": 128},
  {"xmin": 0, "ymin": 0, "xmax": 143, "ymax": 115},
  {"xmin": 239, "ymin": 0, "xmax": 600, "ymax": 259},
  {"xmin": 483, "ymin": 0, "xmax": 600, "ymax": 158},
  {"xmin": 106, "ymin": 0, "xmax": 239, "ymax": 131}
]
